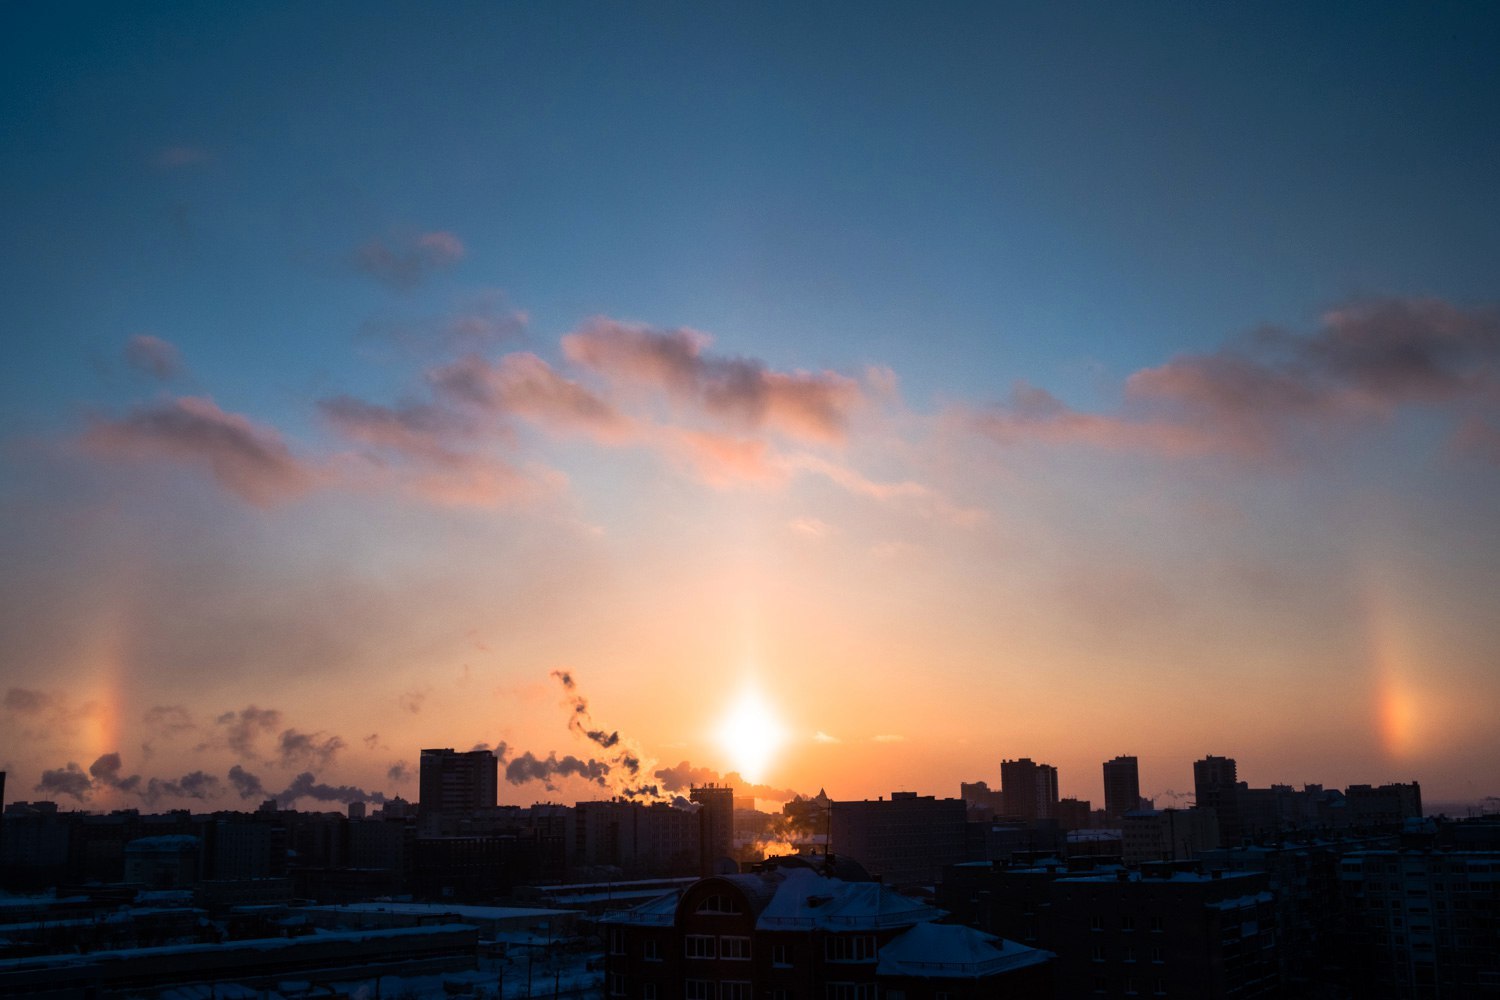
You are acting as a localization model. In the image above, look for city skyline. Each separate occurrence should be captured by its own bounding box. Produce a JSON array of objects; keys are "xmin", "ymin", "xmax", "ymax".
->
[{"xmin": 4, "ymin": 5, "xmax": 1500, "ymax": 812}]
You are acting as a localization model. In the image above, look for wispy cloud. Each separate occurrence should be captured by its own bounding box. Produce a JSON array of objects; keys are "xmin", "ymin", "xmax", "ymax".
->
[
  {"xmin": 562, "ymin": 318, "xmax": 865, "ymax": 442},
  {"xmin": 85, "ymin": 396, "xmax": 316, "ymax": 506},
  {"xmin": 355, "ymin": 230, "xmax": 466, "ymax": 290},
  {"xmin": 124, "ymin": 335, "xmax": 184, "ymax": 380},
  {"xmin": 969, "ymin": 298, "xmax": 1500, "ymax": 463}
]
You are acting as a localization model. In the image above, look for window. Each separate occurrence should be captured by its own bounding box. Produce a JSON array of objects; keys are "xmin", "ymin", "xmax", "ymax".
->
[
  {"xmin": 1091, "ymin": 943, "xmax": 1106, "ymax": 963},
  {"xmin": 697, "ymin": 893, "xmax": 744, "ymax": 915},
  {"xmin": 825, "ymin": 985, "xmax": 875, "ymax": 1000},
  {"xmin": 772, "ymin": 991, "xmax": 789, "ymax": 1000},
  {"xmin": 1150, "ymin": 916, "xmax": 1164, "ymax": 933},
  {"xmin": 608, "ymin": 928, "xmax": 626, "ymax": 955},
  {"xmin": 609, "ymin": 973, "xmax": 627, "ymax": 997},
  {"xmin": 1150, "ymin": 946, "xmax": 1165, "ymax": 964},
  {"xmin": 722, "ymin": 983, "xmax": 752, "ymax": 1000},
  {"xmin": 825, "ymin": 935, "xmax": 876, "ymax": 962},
  {"xmin": 772, "ymin": 943, "xmax": 791, "ymax": 967},
  {"xmin": 644, "ymin": 939, "xmax": 662, "ymax": 962},
  {"xmin": 1090, "ymin": 915, "xmax": 1104, "ymax": 931},
  {"xmin": 644, "ymin": 986, "xmax": 657, "ymax": 1000},
  {"xmin": 721, "ymin": 936, "xmax": 751, "ymax": 960},
  {"xmin": 1122, "ymin": 915, "xmax": 1135, "ymax": 931},
  {"xmin": 686, "ymin": 981, "xmax": 712, "ymax": 1000},
  {"xmin": 686, "ymin": 935, "xmax": 715, "ymax": 960}
]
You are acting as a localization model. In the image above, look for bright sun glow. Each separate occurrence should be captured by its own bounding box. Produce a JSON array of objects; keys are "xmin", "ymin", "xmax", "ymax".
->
[{"xmin": 717, "ymin": 685, "xmax": 786, "ymax": 784}]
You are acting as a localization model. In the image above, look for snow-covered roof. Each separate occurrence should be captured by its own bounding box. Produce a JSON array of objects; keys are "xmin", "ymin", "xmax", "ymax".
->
[
  {"xmin": 301, "ymin": 902, "xmax": 573, "ymax": 921},
  {"xmin": 1205, "ymin": 891, "xmax": 1275, "ymax": 910},
  {"xmin": 877, "ymin": 923, "xmax": 1052, "ymax": 979},
  {"xmin": 599, "ymin": 890, "xmax": 682, "ymax": 927},
  {"xmin": 756, "ymin": 868, "xmax": 944, "ymax": 930}
]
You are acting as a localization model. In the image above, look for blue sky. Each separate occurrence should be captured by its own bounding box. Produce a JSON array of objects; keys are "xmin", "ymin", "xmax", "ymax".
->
[{"xmin": 2, "ymin": 3, "xmax": 1499, "ymax": 810}]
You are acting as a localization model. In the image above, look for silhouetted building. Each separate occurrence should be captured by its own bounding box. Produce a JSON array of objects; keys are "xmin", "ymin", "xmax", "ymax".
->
[
  {"xmin": 1344, "ymin": 782, "xmax": 1423, "ymax": 829},
  {"xmin": 831, "ymin": 792, "xmax": 968, "ymax": 888},
  {"xmin": 960, "ymin": 780, "xmax": 1006, "ymax": 820},
  {"xmin": 1103, "ymin": 755, "xmax": 1141, "ymax": 821},
  {"xmin": 574, "ymin": 799, "xmax": 701, "ymax": 876},
  {"xmin": 122, "ymin": 834, "xmax": 201, "ymax": 888},
  {"xmin": 1056, "ymin": 797, "xmax": 1092, "ymax": 831},
  {"xmin": 940, "ymin": 860, "xmax": 1278, "ymax": 998},
  {"xmin": 1001, "ymin": 758, "xmax": 1060, "ymax": 823},
  {"xmin": 601, "ymin": 864, "xmax": 1054, "ymax": 1000},
  {"xmin": 1122, "ymin": 807, "xmax": 1221, "ymax": 863},
  {"xmin": 1338, "ymin": 846, "xmax": 1500, "ymax": 998},
  {"xmin": 691, "ymin": 784, "xmax": 735, "ymax": 875},
  {"xmin": 418, "ymin": 748, "xmax": 498, "ymax": 822},
  {"xmin": 1194, "ymin": 755, "xmax": 1242, "ymax": 845}
]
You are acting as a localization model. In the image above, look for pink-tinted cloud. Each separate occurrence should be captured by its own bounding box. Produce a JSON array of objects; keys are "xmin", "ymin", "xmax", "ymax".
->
[
  {"xmin": 974, "ymin": 298, "xmax": 1500, "ymax": 461},
  {"xmin": 562, "ymin": 318, "xmax": 864, "ymax": 442},
  {"xmin": 85, "ymin": 396, "xmax": 316, "ymax": 506},
  {"xmin": 355, "ymin": 230, "xmax": 466, "ymax": 290},
  {"xmin": 971, "ymin": 382, "xmax": 1223, "ymax": 457},
  {"xmin": 663, "ymin": 429, "xmax": 788, "ymax": 488},
  {"xmin": 430, "ymin": 353, "xmax": 633, "ymax": 441},
  {"xmin": 123, "ymin": 334, "xmax": 183, "ymax": 380},
  {"xmin": 320, "ymin": 395, "xmax": 474, "ymax": 464}
]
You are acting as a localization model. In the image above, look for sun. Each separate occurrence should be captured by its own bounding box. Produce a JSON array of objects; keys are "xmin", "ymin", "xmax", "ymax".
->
[{"xmin": 716, "ymin": 685, "xmax": 786, "ymax": 784}]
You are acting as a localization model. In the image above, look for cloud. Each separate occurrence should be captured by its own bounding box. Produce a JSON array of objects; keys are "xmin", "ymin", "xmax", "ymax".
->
[
  {"xmin": 971, "ymin": 298, "xmax": 1500, "ymax": 463},
  {"xmin": 387, "ymin": 760, "xmax": 413, "ymax": 782},
  {"xmin": 277, "ymin": 728, "xmax": 345, "ymax": 768},
  {"xmin": 143, "ymin": 705, "xmax": 195, "ymax": 738},
  {"xmin": 4, "ymin": 688, "xmax": 50, "ymax": 715},
  {"xmin": 89, "ymin": 753, "xmax": 142, "ymax": 793},
  {"xmin": 276, "ymin": 771, "xmax": 385, "ymax": 807},
  {"xmin": 871, "ymin": 734, "xmax": 906, "ymax": 743},
  {"xmin": 430, "ymin": 353, "xmax": 633, "ymax": 441},
  {"xmin": 652, "ymin": 759, "xmax": 801, "ymax": 801},
  {"xmin": 3, "ymin": 688, "xmax": 100, "ymax": 738},
  {"xmin": 562, "ymin": 318, "xmax": 865, "ymax": 442},
  {"xmin": 355, "ymin": 231, "xmax": 465, "ymax": 290},
  {"xmin": 124, "ymin": 335, "xmax": 183, "ymax": 380},
  {"xmin": 209, "ymin": 706, "xmax": 283, "ymax": 757},
  {"xmin": 143, "ymin": 770, "xmax": 222, "ymax": 804},
  {"xmin": 359, "ymin": 290, "xmax": 528, "ymax": 356},
  {"xmin": 320, "ymin": 395, "xmax": 554, "ymax": 508},
  {"xmin": 813, "ymin": 731, "xmax": 842, "ymax": 743},
  {"xmin": 504, "ymin": 750, "xmax": 611, "ymax": 789},
  {"xmin": 398, "ymin": 689, "xmax": 426, "ymax": 714},
  {"xmin": 970, "ymin": 382, "xmax": 1220, "ymax": 457},
  {"xmin": 85, "ymin": 396, "xmax": 316, "ymax": 506},
  {"xmin": 35, "ymin": 762, "xmax": 93, "ymax": 801},
  {"xmin": 227, "ymin": 765, "xmax": 265, "ymax": 800}
]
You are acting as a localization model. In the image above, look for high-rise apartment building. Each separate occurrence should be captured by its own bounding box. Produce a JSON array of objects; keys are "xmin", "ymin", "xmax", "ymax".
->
[
  {"xmin": 1001, "ymin": 758, "xmax": 1060, "ymax": 822},
  {"xmin": 1193, "ymin": 754, "xmax": 1241, "ymax": 845},
  {"xmin": 1103, "ymin": 755, "xmax": 1141, "ymax": 820},
  {"xmin": 689, "ymin": 783, "xmax": 734, "ymax": 875},
  {"xmin": 418, "ymin": 747, "xmax": 498, "ymax": 818}
]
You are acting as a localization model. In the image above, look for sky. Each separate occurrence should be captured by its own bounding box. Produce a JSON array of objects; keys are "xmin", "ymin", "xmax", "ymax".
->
[{"xmin": 3, "ymin": 2, "xmax": 1499, "ymax": 815}]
